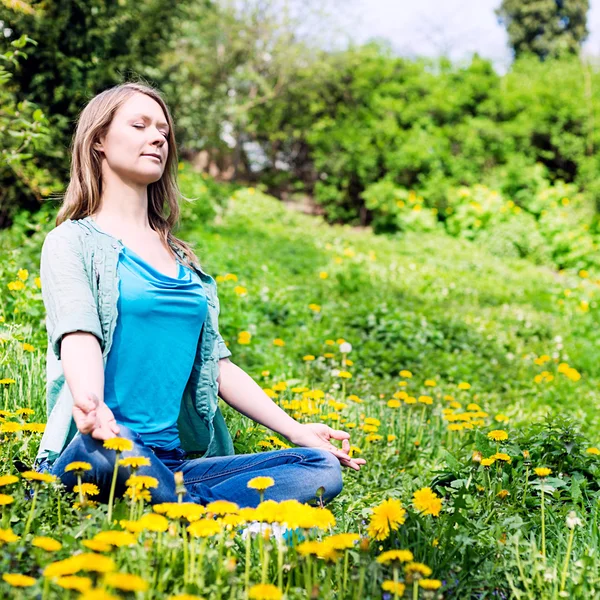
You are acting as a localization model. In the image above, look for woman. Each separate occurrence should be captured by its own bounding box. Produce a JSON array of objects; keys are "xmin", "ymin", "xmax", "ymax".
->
[{"xmin": 34, "ymin": 82, "xmax": 366, "ymax": 509}]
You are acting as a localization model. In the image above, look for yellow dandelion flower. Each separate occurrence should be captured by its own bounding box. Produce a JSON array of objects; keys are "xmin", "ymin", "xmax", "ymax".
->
[
  {"xmin": 587, "ymin": 448, "xmax": 600, "ymax": 455},
  {"xmin": 399, "ymin": 370, "xmax": 413, "ymax": 378},
  {"xmin": 54, "ymin": 575, "xmax": 92, "ymax": 592},
  {"xmin": 65, "ymin": 460, "xmax": 92, "ymax": 473},
  {"xmin": 103, "ymin": 572, "xmax": 148, "ymax": 592},
  {"xmin": 367, "ymin": 498, "xmax": 406, "ymax": 541},
  {"xmin": 273, "ymin": 338, "xmax": 285, "ymax": 347},
  {"xmin": 187, "ymin": 519, "xmax": 223, "ymax": 538},
  {"xmin": 487, "ymin": 430, "xmax": 508, "ymax": 442},
  {"xmin": 492, "ymin": 452, "xmax": 511, "ymax": 464},
  {"xmin": 125, "ymin": 475, "xmax": 158, "ymax": 489},
  {"xmin": 458, "ymin": 382, "xmax": 471, "ymax": 390},
  {"xmin": 418, "ymin": 395, "xmax": 433, "ymax": 405},
  {"xmin": 92, "ymin": 531, "xmax": 137, "ymax": 548},
  {"xmin": 534, "ymin": 467, "xmax": 552, "ymax": 478},
  {"xmin": 73, "ymin": 483, "xmax": 100, "ymax": 497},
  {"xmin": 153, "ymin": 502, "xmax": 206, "ymax": 521},
  {"xmin": 248, "ymin": 583, "xmax": 283, "ymax": 600},
  {"xmin": 412, "ymin": 487, "xmax": 443, "ymax": 517},
  {"xmin": 32, "ymin": 537, "xmax": 62, "ymax": 552},
  {"xmin": 303, "ymin": 355, "xmax": 315, "ymax": 361},
  {"xmin": 22, "ymin": 423, "xmax": 46, "ymax": 433},
  {"xmin": 205, "ymin": 500, "xmax": 239, "ymax": 515},
  {"xmin": 405, "ymin": 562, "xmax": 433, "ymax": 576},
  {"xmin": 118, "ymin": 456, "xmax": 151, "ymax": 469},
  {"xmin": 0, "ymin": 493, "xmax": 13, "ymax": 505},
  {"xmin": 0, "ymin": 528, "xmax": 20, "ymax": 545},
  {"xmin": 247, "ymin": 476, "xmax": 275, "ymax": 491},
  {"xmin": 82, "ymin": 540, "xmax": 112, "ymax": 552},
  {"xmin": 377, "ymin": 549, "xmax": 414, "ymax": 564},
  {"xmin": 326, "ymin": 533, "xmax": 360, "ymax": 550},
  {"xmin": 1, "ymin": 422, "xmax": 22, "ymax": 433},
  {"xmin": 419, "ymin": 579, "xmax": 442, "ymax": 590},
  {"xmin": 382, "ymin": 581, "xmax": 406, "ymax": 595},
  {"xmin": 481, "ymin": 458, "xmax": 495, "ymax": 467},
  {"xmin": 424, "ymin": 379, "xmax": 436, "ymax": 387},
  {"xmin": 103, "ymin": 437, "xmax": 133, "ymax": 452},
  {"xmin": 21, "ymin": 471, "xmax": 56, "ymax": 484},
  {"xmin": 3, "ymin": 573, "xmax": 36, "ymax": 587}
]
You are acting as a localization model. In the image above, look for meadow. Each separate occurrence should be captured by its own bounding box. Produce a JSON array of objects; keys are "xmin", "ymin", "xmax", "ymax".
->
[{"xmin": 1, "ymin": 170, "xmax": 600, "ymax": 599}]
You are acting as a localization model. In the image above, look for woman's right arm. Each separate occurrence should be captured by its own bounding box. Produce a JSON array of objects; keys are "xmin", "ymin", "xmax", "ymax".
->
[
  {"xmin": 40, "ymin": 228, "xmax": 119, "ymax": 439},
  {"xmin": 61, "ymin": 332, "xmax": 120, "ymax": 439}
]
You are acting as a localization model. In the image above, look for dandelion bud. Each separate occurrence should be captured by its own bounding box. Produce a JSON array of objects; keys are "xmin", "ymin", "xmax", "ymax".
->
[
  {"xmin": 174, "ymin": 471, "xmax": 186, "ymax": 497},
  {"xmin": 566, "ymin": 511, "xmax": 582, "ymax": 529},
  {"xmin": 359, "ymin": 537, "xmax": 370, "ymax": 552},
  {"xmin": 472, "ymin": 451, "xmax": 482, "ymax": 464}
]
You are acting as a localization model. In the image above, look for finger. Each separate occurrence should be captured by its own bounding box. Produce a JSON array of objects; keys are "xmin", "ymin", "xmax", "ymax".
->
[
  {"xmin": 342, "ymin": 439, "xmax": 350, "ymax": 452},
  {"xmin": 338, "ymin": 457, "xmax": 360, "ymax": 471},
  {"xmin": 75, "ymin": 398, "xmax": 96, "ymax": 413},
  {"xmin": 328, "ymin": 429, "xmax": 351, "ymax": 441}
]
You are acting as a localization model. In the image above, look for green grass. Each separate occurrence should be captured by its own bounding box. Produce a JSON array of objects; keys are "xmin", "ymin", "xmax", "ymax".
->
[{"xmin": 1, "ymin": 173, "xmax": 600, "ymax": 598}]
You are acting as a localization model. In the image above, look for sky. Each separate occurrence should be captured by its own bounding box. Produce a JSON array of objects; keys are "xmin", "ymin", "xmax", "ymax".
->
[{"xmin": 342, "ymin": 0, "xmax": 600, "ymax": 73}]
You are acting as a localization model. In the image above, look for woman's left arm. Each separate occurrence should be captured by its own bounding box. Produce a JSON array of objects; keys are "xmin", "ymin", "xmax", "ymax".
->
[{"xmin": 217, "ymin": 358, "xmax": 367, "ymax": 471}]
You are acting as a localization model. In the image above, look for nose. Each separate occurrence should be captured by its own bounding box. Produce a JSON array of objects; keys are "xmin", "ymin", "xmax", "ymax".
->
[{"xmin": 150, "ymin": 127, "xmax": 167, "ymax": 148}]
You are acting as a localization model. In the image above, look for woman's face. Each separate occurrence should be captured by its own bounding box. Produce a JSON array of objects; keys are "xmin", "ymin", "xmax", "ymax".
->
[{"xmin": 94, "ymin": 92, "xmax": 170, "ymax": 186}]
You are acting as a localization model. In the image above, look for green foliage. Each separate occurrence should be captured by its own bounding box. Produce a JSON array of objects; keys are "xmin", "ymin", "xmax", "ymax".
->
[
  {"xmin": 0, "ymin": 34, "xmax": 58, "ymax": 226},
  {"xmin": 0, "ymin": 0, "xmax": 193, "ymax": 219}
]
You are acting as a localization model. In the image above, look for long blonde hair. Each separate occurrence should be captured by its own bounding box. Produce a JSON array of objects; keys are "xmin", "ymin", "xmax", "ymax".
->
[{"xmin": 56, "ymin": 81, "xmax": 200, "ymax": 269}]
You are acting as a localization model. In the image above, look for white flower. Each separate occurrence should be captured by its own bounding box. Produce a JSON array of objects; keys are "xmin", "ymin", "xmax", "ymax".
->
[
  {"xmin": 566, "ymin": 511, "xmax": 582, "ymax": 529},
  {"xmin": 339, "ymin": 342, "xmax": 352, "ymax": 354}
]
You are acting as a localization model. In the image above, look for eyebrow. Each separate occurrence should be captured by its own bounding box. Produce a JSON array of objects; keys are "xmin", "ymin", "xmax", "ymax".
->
[{"xmin": 129, "ymin": 113, "xmax": 170, "ymax": 130}]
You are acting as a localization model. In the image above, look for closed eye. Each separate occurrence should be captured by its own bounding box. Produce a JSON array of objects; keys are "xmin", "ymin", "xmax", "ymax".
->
[{"xmin": 133, "ymin": 124, "xmax": 169, "ymax": 138}]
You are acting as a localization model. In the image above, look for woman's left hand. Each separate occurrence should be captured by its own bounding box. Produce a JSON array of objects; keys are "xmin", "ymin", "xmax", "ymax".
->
[{"xmin": 288, "ymin": 423, "xmax": 367, "ymax": 472}]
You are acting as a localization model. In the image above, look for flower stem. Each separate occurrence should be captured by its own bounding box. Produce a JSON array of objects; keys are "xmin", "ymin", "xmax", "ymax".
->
[
  {"xmin": 560, "ymin": 526, "xmax": 575, "ymax": 591},
  {"xmin": 77, "ymin": 473, "xmax": 84, "ymax": 506},
  {"xmin": 24, "ymin": 485, "xmax": 38, "ymax": 537},
  {"xmin": 541, "ymin": 486, "xmax": 546, "ymax": 561},
  {"xmin": 107, "ymin": 451, "xmax": 120, "ymax": 523}
]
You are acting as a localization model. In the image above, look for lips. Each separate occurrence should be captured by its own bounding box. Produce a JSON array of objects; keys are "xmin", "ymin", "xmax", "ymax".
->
[{"xmin": 142, "ymin": 153, "xmax": 161, "ymax": 161}]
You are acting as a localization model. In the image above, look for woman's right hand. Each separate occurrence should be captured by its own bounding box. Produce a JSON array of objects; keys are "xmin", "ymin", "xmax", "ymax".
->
[{"xmin": 73, "ymin": 392, "xmax": 120, "ymax": 440}]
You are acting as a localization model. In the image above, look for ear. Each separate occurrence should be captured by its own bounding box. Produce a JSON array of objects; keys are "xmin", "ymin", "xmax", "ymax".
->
[{"xmin": 93, "ymin": 133, "xmax": 106, "ymax": 154}]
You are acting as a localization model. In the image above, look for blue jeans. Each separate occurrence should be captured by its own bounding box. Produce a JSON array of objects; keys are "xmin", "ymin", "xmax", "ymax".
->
[{"xmin": 45, "ymin": 425, "xmax": 344, "ymax": 508}]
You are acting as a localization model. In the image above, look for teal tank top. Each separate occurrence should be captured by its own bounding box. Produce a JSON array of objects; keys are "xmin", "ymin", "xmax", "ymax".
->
[{"xmin": 103, "ymin": 245, "xmax": 207, "ymax": 450}]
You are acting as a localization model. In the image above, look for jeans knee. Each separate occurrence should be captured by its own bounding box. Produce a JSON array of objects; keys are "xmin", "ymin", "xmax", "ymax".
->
[{"xmin": 311, "ymin": 449, "xmax": 343, "ymax": 500}]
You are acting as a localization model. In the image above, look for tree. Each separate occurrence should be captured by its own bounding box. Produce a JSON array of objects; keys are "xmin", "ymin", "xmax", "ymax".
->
[
  {"xmin": 496, "ymin": 0, "xmax": 589, "ymax": 60},
  {"xmin": 0, "ymin": 0, "xmax": 194, "ymax": 222}
]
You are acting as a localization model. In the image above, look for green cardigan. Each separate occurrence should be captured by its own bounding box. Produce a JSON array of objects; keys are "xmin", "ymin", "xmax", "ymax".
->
[{"xmin": 35, "ymin": 216, "xmax": 234, "ymax": 467}]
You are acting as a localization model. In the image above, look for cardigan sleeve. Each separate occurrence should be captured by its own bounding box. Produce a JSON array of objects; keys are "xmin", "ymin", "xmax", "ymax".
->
[
  {"xmin": 213, "ymin": 283, "xmax": 232, "ymax": 360},
  {"xmin": 40, "ymin": 226, "xmax": 104, "ymax": 361}
]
